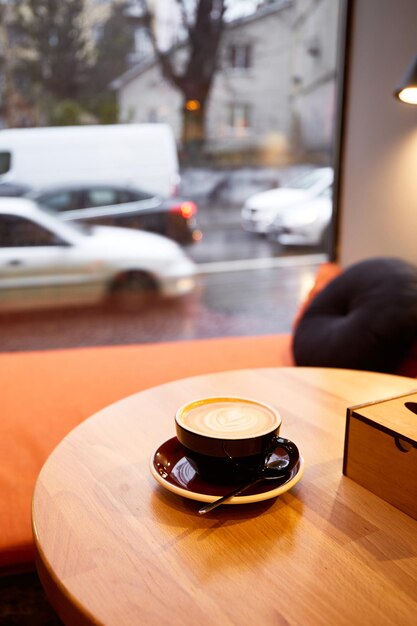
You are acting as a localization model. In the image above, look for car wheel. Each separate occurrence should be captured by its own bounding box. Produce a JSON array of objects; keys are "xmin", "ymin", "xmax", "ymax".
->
[{"xmin": 108, "ymin": 271, "xmax": 158, "ymax": 312}]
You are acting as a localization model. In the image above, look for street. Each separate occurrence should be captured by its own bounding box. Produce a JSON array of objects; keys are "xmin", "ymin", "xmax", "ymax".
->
[
  {"xmin": 187, "ymin": 203, "xmax": 324, "ymax": 264},
  {"xmin": 0, "ymin": 258, "xmax": 324, "ymax": 352}
]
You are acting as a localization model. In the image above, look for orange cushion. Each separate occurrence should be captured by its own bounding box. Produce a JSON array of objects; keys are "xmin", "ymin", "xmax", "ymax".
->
[{"xmin": 0, "ymin": 334, "xmax": 293, "ymax": 570}]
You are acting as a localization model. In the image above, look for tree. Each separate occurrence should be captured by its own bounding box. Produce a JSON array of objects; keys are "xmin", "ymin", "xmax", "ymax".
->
[
  {"xmin": 87, "ymin": 1, "xmax": 135, "ymax": 124},
  {"xmin": 136, "ymin": 0, "xmax": 226, "ymax": 160},
  {"xmin": 0, "ymin": 2, "xmax": 37, "ymax": 127},
  {"xmin": 49, "ymin": 99, "xmax": 84, "ymax": 126},
  {"xmin": 93, "ymin": 2, "xmax": 135, "ymax": 92},
  {"xmin": 13, "ymin": 0, "xmax": 90, "ymax": 122}
]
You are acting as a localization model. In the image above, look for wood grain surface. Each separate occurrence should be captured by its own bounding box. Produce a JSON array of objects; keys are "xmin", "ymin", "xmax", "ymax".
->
[
  {"xmin": 345, "ymin": 415, "xmax": 417, "ymax": 520},
  {"xmin": 32, "ymin": 368, "xmax": 417, "ymax": 626}
]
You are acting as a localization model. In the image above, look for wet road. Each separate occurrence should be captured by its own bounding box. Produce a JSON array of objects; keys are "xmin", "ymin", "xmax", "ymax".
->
[
  {"xmin": 0, "ymin": 261, "xmax": 323, "ymax": 352},
  {"xmin": 188, "ymin": 204, "xmax": 323, "ymax": 264}
]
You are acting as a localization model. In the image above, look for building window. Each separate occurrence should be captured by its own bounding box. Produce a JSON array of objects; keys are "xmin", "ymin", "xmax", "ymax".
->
[
  {"xmin": 227, "ymin": 44, "xmax": 252, "ymax": 69},
  {"xmin": 229, "ymin": 104, "xmax": 251, "ymax": 132}
]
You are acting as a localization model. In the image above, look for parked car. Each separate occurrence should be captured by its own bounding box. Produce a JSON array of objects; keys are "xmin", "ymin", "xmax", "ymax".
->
[
  {"xmin": 0, "ymin": 198, "xmax": 196, "ymax": 312},
  {"xmin": 241, "ymin": 167, "xmax": 333, "ymax": 246},
  {"xmin": 27, "ymin": 183, "xmax": 202, "ymax": 245}
]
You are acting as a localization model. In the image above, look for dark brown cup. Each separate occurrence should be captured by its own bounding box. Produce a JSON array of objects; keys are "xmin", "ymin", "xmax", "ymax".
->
[{"xmin": 175, "ymin": 396, "xmax": 299, "ymax": 484}]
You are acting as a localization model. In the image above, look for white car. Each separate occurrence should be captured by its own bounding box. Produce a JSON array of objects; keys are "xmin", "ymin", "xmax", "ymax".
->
[
  {"xmin": 241, "ymin": 167, "xmax": 333, "ymax": 246},
  {"xmin": 0, "ymin": 198, "xmax": 196, "ymax": 312}
]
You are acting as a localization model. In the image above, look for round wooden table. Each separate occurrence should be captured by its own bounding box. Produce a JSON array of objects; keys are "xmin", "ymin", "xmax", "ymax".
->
[{"xmin": 32, "ymin": 368, "xmax": 417, "ymax": 626}]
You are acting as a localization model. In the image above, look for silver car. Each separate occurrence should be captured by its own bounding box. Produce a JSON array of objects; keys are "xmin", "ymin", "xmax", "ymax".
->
[{"xmin": 241, "ymin": 167, "xmax": 333, "ymax": 246}]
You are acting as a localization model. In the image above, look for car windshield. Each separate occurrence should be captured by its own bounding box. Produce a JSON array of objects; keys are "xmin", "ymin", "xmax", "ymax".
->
[{"xmin": 289, "ymin": 169, "xmax": 328, "ymax": 190}]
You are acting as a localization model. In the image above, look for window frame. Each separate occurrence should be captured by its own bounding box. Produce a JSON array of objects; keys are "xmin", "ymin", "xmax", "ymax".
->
[
  {"xmin": 228, "ymin": 103, "xmax": 252, "ymax": 134},
  {"xmin": 226, "ymin": 43, "xmax": 253, "ymax": 70}
]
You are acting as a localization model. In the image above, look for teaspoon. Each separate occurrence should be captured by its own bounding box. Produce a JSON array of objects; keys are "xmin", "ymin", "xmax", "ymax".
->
[{"xmin": 198, "ymin": 458, "xmax": 289, "ymax": 515}]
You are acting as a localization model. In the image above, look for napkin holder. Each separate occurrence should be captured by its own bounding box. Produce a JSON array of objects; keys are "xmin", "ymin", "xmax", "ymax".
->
[{"xmin": 343, "ymin": 390, "xmax": 417, "ymax": 520}]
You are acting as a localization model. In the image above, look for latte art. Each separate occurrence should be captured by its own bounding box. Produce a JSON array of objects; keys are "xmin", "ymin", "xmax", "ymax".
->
[{"xmin": 179, "ymin": 399, "xmax": 278, "ymax": 439}]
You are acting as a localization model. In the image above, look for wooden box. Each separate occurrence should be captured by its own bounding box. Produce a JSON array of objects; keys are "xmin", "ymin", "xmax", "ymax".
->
[{"xmin": 343, "ymin": 390, "xmax": 417, "ymax": 520}]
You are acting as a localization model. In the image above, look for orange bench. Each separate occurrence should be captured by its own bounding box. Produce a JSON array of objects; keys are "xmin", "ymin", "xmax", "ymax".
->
[{"xmin": 1, "ymin": 334, "xmax": 294, "ymax": 572}]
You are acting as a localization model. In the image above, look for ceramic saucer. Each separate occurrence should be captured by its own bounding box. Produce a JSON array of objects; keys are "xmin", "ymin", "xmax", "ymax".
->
[{"xmin": 150, "ymin": 437, "xmax": 304, "ymax": 504}]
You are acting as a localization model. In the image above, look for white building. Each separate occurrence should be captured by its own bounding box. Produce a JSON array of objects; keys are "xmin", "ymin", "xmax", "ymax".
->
[
  {"xmin": 112, "ymin": 0, "xmax": 340, "ymax": 164},
  {"xmin": 291, "ymin": 0, "xmax": 340, "ymax": 158}
]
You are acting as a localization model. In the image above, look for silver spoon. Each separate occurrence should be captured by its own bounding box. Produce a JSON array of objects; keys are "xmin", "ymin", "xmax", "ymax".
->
[{"xmin": 198, "ymin": 458, "xmax": 290, "ymax": 515}]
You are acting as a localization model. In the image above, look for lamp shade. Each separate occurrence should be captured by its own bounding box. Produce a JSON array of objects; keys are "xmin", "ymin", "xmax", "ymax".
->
[{"xmin": 394, "ymin": 53, "xmax": 417, "ymax": 104}]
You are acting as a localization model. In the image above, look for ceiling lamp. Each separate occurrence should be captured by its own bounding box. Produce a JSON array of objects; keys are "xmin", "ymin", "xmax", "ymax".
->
[{"xmin": 394, "ymin": 54, "xmax": 417, "ymax": 104}]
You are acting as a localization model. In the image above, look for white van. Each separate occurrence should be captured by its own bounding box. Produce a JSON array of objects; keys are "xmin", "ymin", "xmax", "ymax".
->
[{"xmin": 0, "ymin": 123, "xmax": 180, "ymax": 197}]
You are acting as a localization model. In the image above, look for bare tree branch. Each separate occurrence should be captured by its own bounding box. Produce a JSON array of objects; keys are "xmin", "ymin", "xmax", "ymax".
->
[
  {"xmin": 175, "ymin": 0, "xmax": 191, "ymax": 34},
  {"xmin": 131, "ymin": 0, "xmax": 226, "ymax": 154},
  {"xmin": 136, "ymin": 0, "xmax": 183, "ymax": 90}
]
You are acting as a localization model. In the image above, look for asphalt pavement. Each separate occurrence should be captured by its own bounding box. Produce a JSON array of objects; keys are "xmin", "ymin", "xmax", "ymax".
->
[{"xmin": 188, "ymin": 202, "xmax": 324, "ymax": 264}]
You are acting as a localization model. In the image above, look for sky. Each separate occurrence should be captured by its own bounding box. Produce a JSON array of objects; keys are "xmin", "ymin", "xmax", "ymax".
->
[{"xmin": 153, "ymin": 0, "xmax": 262, "ymax": 49}]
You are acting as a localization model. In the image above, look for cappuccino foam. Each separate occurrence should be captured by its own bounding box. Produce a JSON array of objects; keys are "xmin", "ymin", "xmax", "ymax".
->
[{"xmin": 178, "ymin": 399, "xmax": 278, "ymax": 439}]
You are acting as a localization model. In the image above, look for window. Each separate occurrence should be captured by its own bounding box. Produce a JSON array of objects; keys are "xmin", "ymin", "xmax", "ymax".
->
[
  {"xmin": 119, "ymin": 189, "xmax": 154, "ymax": 203},
  {"xmin": 0, "ymin": 152, "xmax": 11, "ymax": 175},
  {"xmin": 84, "ymin": 188, "xmax": 119, "ymax": 207},
  {"xmin": 0, "ymin": 215, "xmax": 64, "ymax": 247},
  {"xmin": 119, "ymin": 190, "xmax": 134, "ymax": 204},
  {"xmin": 229, "ymin": 104, "xmax": 251, "ymax": 131},
  {"xmin": 0, "ymin": 0, "xmax": 345, "ymax": 347},
  {"xmin": 39, "ymin": 191, "xmax": 80, "ymax": 212},
  {"xmin": 227, "ymin": 44, "xmax": 252, "ymax": 69}
]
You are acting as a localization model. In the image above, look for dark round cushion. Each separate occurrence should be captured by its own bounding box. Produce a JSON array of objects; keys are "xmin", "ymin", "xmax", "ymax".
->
[{"xmin": 293, "ymin": 257, "xmax": 417, "ymax": 373}]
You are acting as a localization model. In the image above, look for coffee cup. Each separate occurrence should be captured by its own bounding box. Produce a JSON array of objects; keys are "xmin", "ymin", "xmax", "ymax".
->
[{"xmin": 175, "ymin": 396, "xmax": 299, "ymax": 484}]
